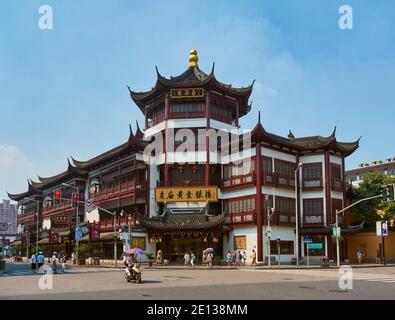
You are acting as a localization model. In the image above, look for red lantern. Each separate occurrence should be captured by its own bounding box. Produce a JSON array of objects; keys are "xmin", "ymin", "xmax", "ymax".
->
[{"xmin": 178, "ymin": 165, "xmax": 184, "ymax": 173}]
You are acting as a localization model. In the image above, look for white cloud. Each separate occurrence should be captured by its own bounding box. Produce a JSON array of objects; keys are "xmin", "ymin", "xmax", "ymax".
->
[{"xmin": 0, "ymin": 145, "xmax": 36, "ymax": 200}]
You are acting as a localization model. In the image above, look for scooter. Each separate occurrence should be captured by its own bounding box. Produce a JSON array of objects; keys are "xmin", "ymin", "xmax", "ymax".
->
[{"xmin": 124, "ymin": 262, "xmax": 142, "ymax": 284}]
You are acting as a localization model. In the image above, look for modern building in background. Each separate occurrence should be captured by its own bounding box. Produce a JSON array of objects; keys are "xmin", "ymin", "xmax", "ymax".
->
[
  {"xmin": 8, "ymin": 49, "xmax": 360, "ymax": 263},
  {"xmin": 0, "ymin": 199, "xmax": 18, "ymax": 237},
  {"xmin": 346, "ymin": 156, "xmax": 395, "ymax": 187}
]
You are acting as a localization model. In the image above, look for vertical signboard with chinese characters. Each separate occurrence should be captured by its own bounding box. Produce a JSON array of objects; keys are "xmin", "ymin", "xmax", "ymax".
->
[{"xmin": 376, "ymin": 221, "xmax": 388, "ymax": 237}]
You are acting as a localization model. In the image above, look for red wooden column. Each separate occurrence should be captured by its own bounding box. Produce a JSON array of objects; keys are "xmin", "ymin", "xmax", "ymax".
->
[
  {"xmin": 205, "ymin": 91, "xmax": 211, "ymax": 186},
  {"xmin": 164, "ymin": 93, "xmax": 170, "ymax": 187},
  {"xmin": 255, "ymin": 143, "xmax": 263, "ymax": 262},
  {"xmin": 324, "ymin": 151, "xmax": 331, "ymax": 228},
  {"xmin": 296, "ymin": 154, "xmax": 302, "ymax": 259}
]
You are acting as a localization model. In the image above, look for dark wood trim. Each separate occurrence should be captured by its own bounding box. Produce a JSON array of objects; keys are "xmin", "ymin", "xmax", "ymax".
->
[
  {"xmin": 255, "ymin": 142, "xmax": 263, "ymax": 262},
  {"xmin": 325, "ymin": 151, "xmax": 331, "ymax": 227},
  {"xmin": 205, "ymin": 91, "xmax": 211, "ymax": 186}
]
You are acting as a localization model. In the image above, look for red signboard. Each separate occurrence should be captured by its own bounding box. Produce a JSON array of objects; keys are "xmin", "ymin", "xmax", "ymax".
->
[
  {"xmin": 89, "ymin": 223, "xmax": 100, "ymax": 241},
  {"xmin": 53, "ymin": 216, "xmax": 71, "ymax": 225},
  {"xmin": 49, "ymin": 231, "xmax": 59, "ymax": 244},
  {"xmin": 3, "ymin": 239, "xmax": 10, "ymax": 246}
]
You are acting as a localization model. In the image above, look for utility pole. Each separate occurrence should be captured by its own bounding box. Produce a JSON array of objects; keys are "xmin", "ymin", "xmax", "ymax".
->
[
  {"xmin": 114, "ymin": 211, "xmax": 117, "ymax": 267},
  {"xmin": 265, "ymin": 195, "xmax": 275, "ymax": 268},
  {"xmin": 294, "ymin": 163, "xmax": 302, "ymax": 267},
  {"xmin": 128, "ymin": 214, "xmax": 132, "ymax": 250}
]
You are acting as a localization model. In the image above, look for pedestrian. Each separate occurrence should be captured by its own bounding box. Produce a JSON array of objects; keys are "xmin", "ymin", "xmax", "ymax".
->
[
  {"xmin": 61, "ymin": 255, "xmax": 67, "ymax": 272},
  {"xmin": 357, "ymin": 249, "xmax": 364, "ymax": 264},
  {"xmin": 250, "ymin": 249, "xmax": 256, "ymax": 267},
  {"xmin": 51, "ymin": 252, "xmax": 58, "ymax": 274},
  {"xmin": 237, "ymin": 251, "xmax": 242, "ymax": 266},
  {"xmin": 232, "ymin": 250, "xmax": 236, "ymax": 266},
  {"xmin": 184, "ymin": 252, "xmax": 190, "ymax": 267},
  {"xmin": 226, "ymin": 251, "xmax": 231, "ymax": 266},
  {"xmin": 376, "ymin": 249, "xmax": 381, "ymax": 264},
  {"xmin": 31, "ymin": 253, "xmax": 37, "ymax": 273},
  {"xmin": 190, "ymin": 251, "xmax": 196, "ymax": 267},
  {"xmin": 71, "ymin": 252, "xmax": 76, "ymax": 265},
  {"xmin": 242, "ymin": 251, "xmax": 247, "ymax": 266},
  {"xmin": 207, "ymin": 252, "xmax": 213, "ymax": 268},
  {"xmin": 37, "ymin": 251, "xmax": 45, "ymax": 273}
]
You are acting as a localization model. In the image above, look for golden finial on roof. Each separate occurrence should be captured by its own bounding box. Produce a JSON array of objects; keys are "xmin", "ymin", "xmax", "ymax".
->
[{"xmin": 188, "ymin": 48, "xmax": 198, "ymax": 68}]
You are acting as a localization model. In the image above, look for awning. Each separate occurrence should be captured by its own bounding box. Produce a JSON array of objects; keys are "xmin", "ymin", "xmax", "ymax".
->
[
  {"xmin": 11, "ymin": 241, "xmax": 21, "ymax": 246},
  {"xmin": 38, "ymin": 238, "xmax": 49, "ymax": 244},
  {"xmin": 100, "ymin": 232, "xmax": 115, "ymax": 241}
]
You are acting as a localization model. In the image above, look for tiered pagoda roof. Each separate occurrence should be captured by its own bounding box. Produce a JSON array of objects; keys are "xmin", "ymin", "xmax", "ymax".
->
[
  {"xmin": 8, "ymin": 124, "xmax": 146, "ymax": 200},
  {"xmin": 129, "ymin": 49, "xmax": 254, "ymax": 117},
  {"xmin": 71, "ymin": 122, "xmax": 148, "ymax": 170},
  {"xmin": 247, "ymin": 112, "xmax": 360, "ymax": 156}
]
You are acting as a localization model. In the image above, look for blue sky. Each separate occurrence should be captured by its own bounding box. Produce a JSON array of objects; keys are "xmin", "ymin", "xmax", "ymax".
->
[{"xmin": 1, "ymin": 0, "xmax": 394, "ymax": 199}]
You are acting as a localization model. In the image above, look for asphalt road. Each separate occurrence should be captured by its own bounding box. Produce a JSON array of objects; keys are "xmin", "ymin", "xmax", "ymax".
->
[{"xmin": 1, "ymin": 262, "xmax": 395, "ymax": 300}]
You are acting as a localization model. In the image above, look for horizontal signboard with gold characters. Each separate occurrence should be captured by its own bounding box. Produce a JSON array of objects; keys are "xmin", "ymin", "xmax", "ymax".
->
[
  {"xmin": 155, "ymin": 186, "xmax": 218, "ymax": 203},
  {"xmin": 170, "ymin": 88, "xmax": 205, "ymax": 99}
]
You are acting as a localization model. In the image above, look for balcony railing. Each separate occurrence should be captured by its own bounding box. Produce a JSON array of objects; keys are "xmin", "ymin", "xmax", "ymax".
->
[
  {"xmin": 331, "ymin": 178, "xmax": 344, "ymax": 192},
  {"xmin": 303, "ymin": 214, "xmax": 323, "ymax": 225},
  {"xmin": 225, "ymin": 211, "xmax": 256, "ymax": 224},
  {"xmin": 302, "ymin": 177, "xmax": 323, "ymax": 190},
  {"xmin": 210, "ymin": 112, "xmax": 232, "ymax": 124},
  {"xmin": 276, "ymin": 174, "xmax": 296, "ymax": 189},
  {"xmin": 99, "ymin": 216, "xmax": 138, "ymax": 231},
  {"xmin": 42, "ymin": 200, "xmax": 73, "ymax": 215},
  {"xmin": 221, "ymin": 172, "xmax": 255, "ymax": 189},
  {"xmin": 89, "ymin": 180, "xmax": 142, "ymax": 202},
  {"xmin": 274, "ymin": 212, "xmax": 296, "ymax": 226},
  {"xmin": 147, "ymin": 115, "xmax": 165, "ymax": 128},
  {"xmin": 158, "ymin": 180, "xmax": 206, "ymax": 187},
  {"xmin": 170, "ymin": 111, "xmax": 205, "ymax": 119}
]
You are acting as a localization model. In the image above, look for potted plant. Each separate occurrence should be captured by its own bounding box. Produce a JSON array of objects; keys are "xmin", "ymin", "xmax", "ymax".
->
[
  {"xmin": 145, "ymin": 252, "xmax": 154, "ymax": 267},
  {"xmin": 77, "ymin": 243, "xmax": 89, "ymax": 265}
]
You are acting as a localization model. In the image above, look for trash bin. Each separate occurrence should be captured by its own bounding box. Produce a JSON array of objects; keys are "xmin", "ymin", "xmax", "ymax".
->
[{"xmin": 0, "ymin": 260, "xmax": 5, "ymax": 271}]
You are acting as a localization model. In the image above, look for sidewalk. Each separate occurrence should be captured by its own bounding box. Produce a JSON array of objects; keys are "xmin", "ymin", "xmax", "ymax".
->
[{"xmin": 69, "ymin": 260, "xmax": 395, "ymax": 270}]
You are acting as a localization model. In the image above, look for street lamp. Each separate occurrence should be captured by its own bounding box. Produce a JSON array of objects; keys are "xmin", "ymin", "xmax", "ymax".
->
[
  {"xmin": 24, "ymin": 197, "xmax": 40, "ymax": 256},
  {"xmin": 61, "ymin": 183, "xmax": 80, "ymax": 262},
  {"xmin": 294, "ymin": 163, "xmax": 303, "ymax": 267}
]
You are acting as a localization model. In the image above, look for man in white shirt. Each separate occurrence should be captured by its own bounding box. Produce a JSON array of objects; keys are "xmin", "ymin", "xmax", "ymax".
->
[
  {"xmin": 51, "ymin": 252, "xmax": 58, "ymax": 274},
  {"xmin": 31, "ymin": 253, "xmax": 37, "ymax": 272}
]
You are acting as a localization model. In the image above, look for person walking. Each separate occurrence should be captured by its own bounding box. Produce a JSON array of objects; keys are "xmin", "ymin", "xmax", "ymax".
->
[
  {"xmin": 184, "ymin": 252, "xmax": 190, "ymax": 267},
  {"xmin": 226, "ymin": 251, "xmax": 232, "ymax": 266},
  {"xmin": 242, "ymin": 251, "xmax": 247, "ymax": 266},
  {"xmin": 207, "ymin": 252, "xmax": 213, "ymax": 268},
  {"xmin": 30, "ymin": 253, "xmax": 37, "ymax": 273},
  {"xmin": 232, "ymin": 250, "xmax": 237, "ymax": 267},
  {"xmin": 51, "ymin": 252, "xmax": 58, "ymax": 274},
  {"xmin": 37, "ymin": 252, "xmax": 45, "ymax": 273},
  {"xmin": 357, "ymin": 249, "xmax": 364, "ymax": 264},
  {"xmin": 71, "ymin": 252, "xmax": 76, "ymax": 265},
  {"xmin": 237, "ymin": 251, "xmax": 242, "ymax": 266},
  {"xmin": 190, "ymin": 251, "xmax": 196, "ymax": 267},
  {"xmin": 61, "ymin": 254, "xmax": 67, "ymax": 272},
  {"xmin": 250, "ymin": 249, "xmax": 257, "ymax": 267}
]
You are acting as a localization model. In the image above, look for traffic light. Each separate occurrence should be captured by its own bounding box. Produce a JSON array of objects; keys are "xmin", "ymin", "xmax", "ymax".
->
[
  {"xmin": 54, "ymin": 189, "xmax": 61, "ymax": 205},
  {"xmin": 72, "ymin": 192, "xmax": 79, "ymax": 208}
]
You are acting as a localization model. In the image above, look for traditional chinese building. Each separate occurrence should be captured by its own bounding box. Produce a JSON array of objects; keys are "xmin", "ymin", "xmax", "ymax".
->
[{"xmin": 8, "ymin": 49, "xmax": 360, "ymax": 264}]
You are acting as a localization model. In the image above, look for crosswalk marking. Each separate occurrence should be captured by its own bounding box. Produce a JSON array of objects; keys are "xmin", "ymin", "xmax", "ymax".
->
[{"xmin": 240, "ymin": 268, "xmax": 395, "ymax": 284}]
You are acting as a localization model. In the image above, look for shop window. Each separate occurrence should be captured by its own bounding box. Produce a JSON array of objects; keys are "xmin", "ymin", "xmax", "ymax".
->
[
  {"xmin": 270, "ymin": 240, "xmax": 294, "ymax": 255},
  {"xmin": 131, "ymin": 237, "xmax": 146, "ymax": 250}
]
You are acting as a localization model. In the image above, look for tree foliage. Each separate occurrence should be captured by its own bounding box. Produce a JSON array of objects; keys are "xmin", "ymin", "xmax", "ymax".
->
[{"xmin": 352, "ymin": 172, "xmax": 395, "ymax": 225}]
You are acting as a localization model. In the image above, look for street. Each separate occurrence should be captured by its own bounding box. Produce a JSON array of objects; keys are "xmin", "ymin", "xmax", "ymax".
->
[{"xmin": 1, "ymin": 262, "xmax": 395, "ymax": 300}]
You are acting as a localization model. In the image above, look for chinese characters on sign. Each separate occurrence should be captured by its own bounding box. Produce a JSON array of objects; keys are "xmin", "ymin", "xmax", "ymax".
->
[
  {"xmin": 170, "ymin": 88, "xmax": 205, "ymax": 99},
  {"xmin": 155, "ymin": 187, "xmax": 218, "ymax": 203},
  {"xmin": 89, "ymin": 223, "xmax": 100, "ymax": 241}
]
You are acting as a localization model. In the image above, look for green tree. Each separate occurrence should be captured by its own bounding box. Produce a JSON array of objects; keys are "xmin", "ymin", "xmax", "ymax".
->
[{"xmin": 351, "ymin": 172, "xmax": 395, "ymax": 225}]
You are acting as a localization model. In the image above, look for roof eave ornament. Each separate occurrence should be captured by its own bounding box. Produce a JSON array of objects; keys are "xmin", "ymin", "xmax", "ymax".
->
[{"xmin": 188, "ymin": 48, "xmax": 199, "ymax": 68}]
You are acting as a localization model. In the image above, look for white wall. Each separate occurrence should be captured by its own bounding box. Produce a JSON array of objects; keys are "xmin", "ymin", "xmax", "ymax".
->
[
  {"xmin": 262, "ymin": 147, "xmax": 296, "ymax": 163},
  {"xmin": 262, "ymin": 226, "xmax": 296, "ymax": 263},
  {"xmin": 227, "ymin": 226, "xmax": 257, "ymax": 261},
  {"xmin": 220, "ymin": 187, "xmax": 256, "ymax": 199}
]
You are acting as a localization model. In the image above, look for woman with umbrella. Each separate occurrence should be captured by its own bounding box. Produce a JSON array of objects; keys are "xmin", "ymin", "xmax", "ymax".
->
[{"xmin": 205, "ymin": 248, "xmax": 214, "ymax": 267}]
